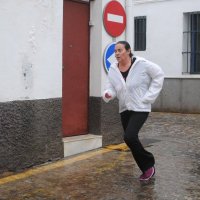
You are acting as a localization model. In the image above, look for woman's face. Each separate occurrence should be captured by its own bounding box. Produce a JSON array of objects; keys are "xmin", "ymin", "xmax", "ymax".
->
[{"xmin": 115, "ymin": 43, "xmax": 130, "ymax": 63}]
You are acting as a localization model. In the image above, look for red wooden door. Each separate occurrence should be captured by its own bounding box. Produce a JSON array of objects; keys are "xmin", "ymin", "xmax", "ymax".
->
[{"xmin": 62, "ymin": 0, "xmax": 89, "ymax": 137}]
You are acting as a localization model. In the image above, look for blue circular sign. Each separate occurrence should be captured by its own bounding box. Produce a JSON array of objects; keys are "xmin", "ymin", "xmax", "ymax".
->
[{"xmin": 103, "ymin": 42, "xmax": 116, "ymax": 72}]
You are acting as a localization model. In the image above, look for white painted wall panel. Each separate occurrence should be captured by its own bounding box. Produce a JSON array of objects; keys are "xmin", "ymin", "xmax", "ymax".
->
[
  {"xmin": 89, "ymin": 0, "xmax": 102, "ymax": 97},
  {"xmin": 0, "ymin": 0, "xmax": 63, "ymax": 102},
  {"xmin": 133, "ymin": 0, "xmax": 200, "ymax": 77}
]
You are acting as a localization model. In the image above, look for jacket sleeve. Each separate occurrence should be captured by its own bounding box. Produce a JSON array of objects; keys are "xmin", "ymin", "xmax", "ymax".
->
[
  {"xmin": 102, "ymin": 75, "xmax": 117, "ymax": 103},
  {"xmin": 142, "ymin": 62, "xmax": 164, "ymax": 104}
]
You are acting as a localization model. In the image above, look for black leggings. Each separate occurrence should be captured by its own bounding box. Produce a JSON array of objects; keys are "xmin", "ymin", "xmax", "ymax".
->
[{"xmin": 120, "ymin": 110, "xmax": 155, "ymax": 173}]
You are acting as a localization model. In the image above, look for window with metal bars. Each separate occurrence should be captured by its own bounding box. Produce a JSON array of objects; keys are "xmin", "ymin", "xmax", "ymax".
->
[
  {"xmin": 134, "ymin": 16, "xmax": 146, "ymax": 51},
  {"xmin": 183, "ymin": 13, "xmax": 200, "ymax": 74}
]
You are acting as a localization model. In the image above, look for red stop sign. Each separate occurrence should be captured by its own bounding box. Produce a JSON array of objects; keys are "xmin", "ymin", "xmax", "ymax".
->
[{"xmin": 103, "ymin": 1, "xmax": 126, "ymax": 37}]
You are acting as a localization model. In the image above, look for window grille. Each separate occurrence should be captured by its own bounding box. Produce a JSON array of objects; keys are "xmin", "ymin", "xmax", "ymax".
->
[
  {"xmin": 134, "ymin": 16, "xmax": 146, "ymax": 51},
  {"xmin": 183, "ymin": 13, "xmax": 200, "ymax": 74}
]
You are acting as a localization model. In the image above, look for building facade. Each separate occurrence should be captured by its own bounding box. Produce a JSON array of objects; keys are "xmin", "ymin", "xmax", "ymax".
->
[
  {"xmin": 131, "ymin": 0, "xmax": 200, "ymax": 113},
  {"xmin": 0, "ymin": 0, "xmax": 64, "ymax": 173},
  {"xmin": 0, "ymin": 0, "xmax": 200, "ymax": 173}
]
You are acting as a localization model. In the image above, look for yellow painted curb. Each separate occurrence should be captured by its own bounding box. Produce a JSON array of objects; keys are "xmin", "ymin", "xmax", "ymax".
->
[
  {"xmin": 0, "ymin": 148, "xmax": 112, "ymax": 185},
  {"xmin": 105, "ymin": 143, "xmax": 129, "ymax": 151}
]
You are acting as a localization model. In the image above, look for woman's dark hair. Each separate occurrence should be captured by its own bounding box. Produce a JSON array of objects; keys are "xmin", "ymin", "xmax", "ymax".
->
[{"xmin": 116, "ymin": 41, "xmax": 133, "ymax": 58}]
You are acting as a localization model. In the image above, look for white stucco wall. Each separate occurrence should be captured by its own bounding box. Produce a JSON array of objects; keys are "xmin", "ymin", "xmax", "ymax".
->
[
  {"xmin": 0, "ymin": 0, "xmax": 63, "ymax": 102},
  {"xmin": 89, "ymin": 0, "xmax": 103, "ymax": 97},
  {"xmin": 3, "ymin": 0, "xmax": 199, "ymax": 101},
  {"xmin": 133, "ymin": 0, "xmax": 200, "ymax": 78}
]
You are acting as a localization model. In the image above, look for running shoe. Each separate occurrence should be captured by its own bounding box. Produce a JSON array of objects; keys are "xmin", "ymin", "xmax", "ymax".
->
[{"xmin": 139, "ymin": 166, "xmax": 155, "ymax": 181}]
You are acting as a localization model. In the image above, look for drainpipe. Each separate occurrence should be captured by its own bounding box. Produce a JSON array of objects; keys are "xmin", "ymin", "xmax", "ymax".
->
[{"xmin": 125, "ymin": 0, "xmax": 133, "ymax": 48}]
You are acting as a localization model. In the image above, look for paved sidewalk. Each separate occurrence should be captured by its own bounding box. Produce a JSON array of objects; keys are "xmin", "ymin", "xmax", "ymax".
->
[{"xmin": 0, "ymin": 112, "xmax": 200, "ymax": 200}]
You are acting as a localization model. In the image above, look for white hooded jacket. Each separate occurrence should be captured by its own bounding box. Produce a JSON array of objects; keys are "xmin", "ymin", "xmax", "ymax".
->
[{"xmin": 103, "ymin": 57, "xmax": 164, "ymax": 113}]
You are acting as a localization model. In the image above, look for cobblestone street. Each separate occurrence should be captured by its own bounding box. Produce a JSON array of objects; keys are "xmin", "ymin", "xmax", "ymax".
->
[{"xmin": 0, "ymin": 112, "xmax": 200, "ymax": 200}]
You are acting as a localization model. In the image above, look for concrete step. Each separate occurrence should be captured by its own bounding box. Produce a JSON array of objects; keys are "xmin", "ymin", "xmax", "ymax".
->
[{"xmin": 63, "ymin": 134, "xmax": 102, "ymax": 157}]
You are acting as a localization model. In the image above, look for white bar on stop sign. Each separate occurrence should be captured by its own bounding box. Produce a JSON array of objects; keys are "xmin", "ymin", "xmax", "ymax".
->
[{"xmin": 107, "ymin": 13, "xmax": 123, "ymax": 24}]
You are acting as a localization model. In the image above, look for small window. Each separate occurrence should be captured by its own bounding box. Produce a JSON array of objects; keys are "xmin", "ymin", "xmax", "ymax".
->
[
  {"xmin": 183, "ymin": 13, "xmax": 200, "ymax": 74},
  {"xmin": 134, "ymin": 16, "xmax": 146, "ymax": 51}
]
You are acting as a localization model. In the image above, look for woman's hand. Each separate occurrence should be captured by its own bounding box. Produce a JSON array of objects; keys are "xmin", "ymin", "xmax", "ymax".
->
[{"xmin": 105, "ymin": 93, "xmax": 112, "ymax": 99}]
